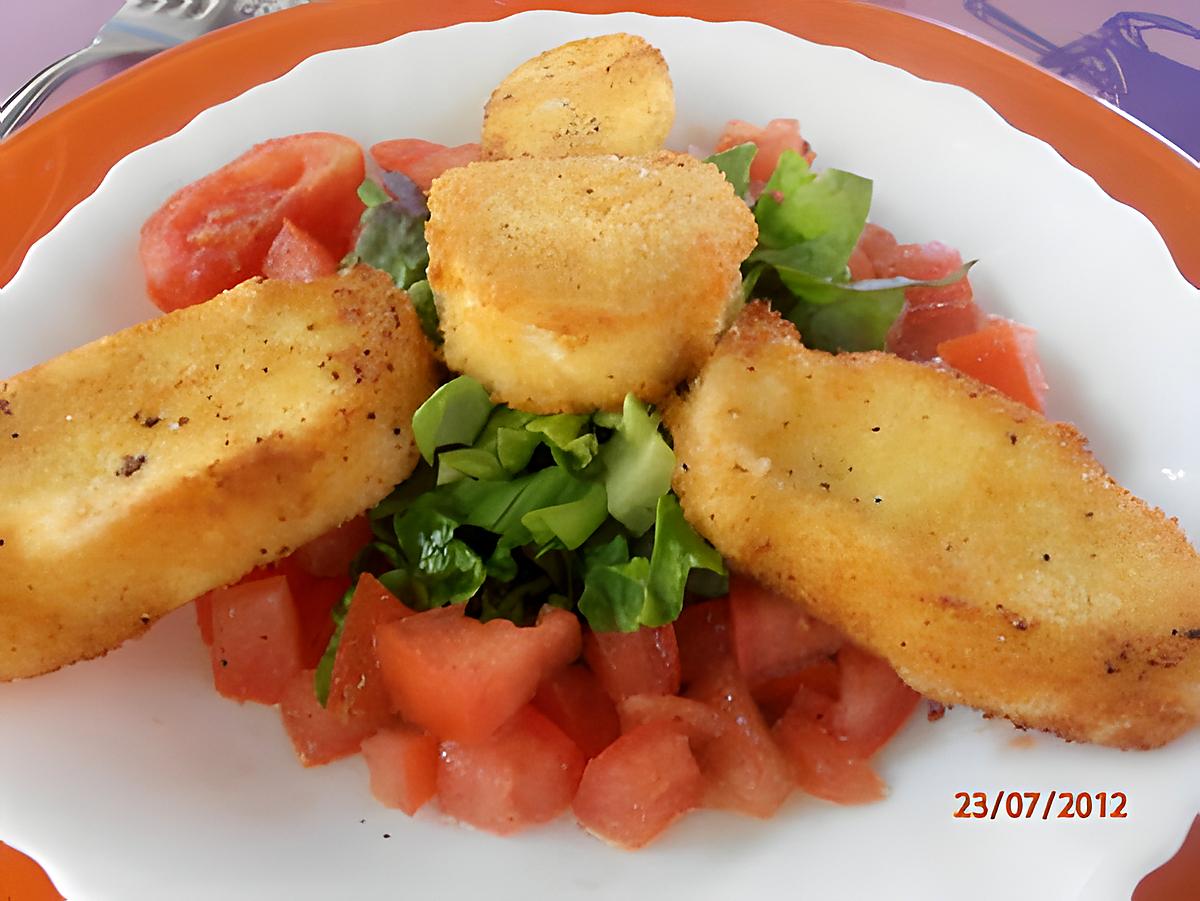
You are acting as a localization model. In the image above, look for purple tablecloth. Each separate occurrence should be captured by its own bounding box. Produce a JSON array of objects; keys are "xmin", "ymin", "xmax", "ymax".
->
[{"xmin": 5, "ymin": 1, "xmax": 1199, "ymax": 158}]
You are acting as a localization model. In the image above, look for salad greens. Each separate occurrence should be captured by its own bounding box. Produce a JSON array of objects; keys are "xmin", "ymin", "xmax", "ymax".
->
[
  {"xmin": 704, "ymin": 144, "xmax": 971, "ymax": 353},
  {"xmin": 315, "ymin": 376, "xmax": 725, "ymax": 704},
  {"xmin": 343, "ymin": 175, "xmax": 440, "ymax": 341}
]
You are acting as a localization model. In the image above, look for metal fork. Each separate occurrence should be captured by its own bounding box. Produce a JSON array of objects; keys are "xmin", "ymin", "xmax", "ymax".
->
[{"xmin": 0, "ymin": 0, "xmax": 236, "ymax": 139}]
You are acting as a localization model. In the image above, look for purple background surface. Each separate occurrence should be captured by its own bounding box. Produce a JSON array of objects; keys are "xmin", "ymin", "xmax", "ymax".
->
[{"xmin": 3, "ymin": 2, "xmax": 1200, "ymax": 157}]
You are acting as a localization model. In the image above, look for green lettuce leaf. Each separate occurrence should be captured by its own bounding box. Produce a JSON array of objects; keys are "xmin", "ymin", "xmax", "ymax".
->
[
  {"xmin": 346, "ymin": 200, "xmax": 428, "ymax": 289},
  {"xmin": 405, "ymin": 279, "xmax": 441, "ymax": 344},
  {"xmin": 752, "ymin": 151, "xmax": 872, "ymax": 278},
  {"xmin": 597, "ymin": 395, "xmax": 675, "ymax": 535},
  {"xmin": 411, "ymin": 376, "xmax": 495, "ymax": 463},
  {"xmin": 643, "ymin": 494, "xmax": 726, "ymax": 626},
  {"xmin": 704, "ymin": 142, "xmax": 757, "ymax": 197},
  {"xmin": 521, "ymin": 479, "xmax": 609, "ymax": 551}
]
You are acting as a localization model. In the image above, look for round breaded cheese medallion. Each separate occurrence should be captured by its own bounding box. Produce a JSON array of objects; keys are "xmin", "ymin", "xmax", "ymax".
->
[{"xmin": 425, "ymin": 152, "xmax": 758, "ymax": 413}]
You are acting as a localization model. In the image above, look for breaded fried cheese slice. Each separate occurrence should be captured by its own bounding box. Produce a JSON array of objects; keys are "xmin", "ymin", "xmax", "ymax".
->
[
  {"xmin": 426, "ymin": 152, "xmax": 757, "ymax": 413},
  {"xmin": 481, "ymin": 33, "xmax": 674, "ymax": 160},
  {"xmin": 666, "ymin": 303, "xmax": 1200, "ymax": 749},
  {"xmin": 0, "ymin": 267, "xmax": 439, "ymax": 679}
]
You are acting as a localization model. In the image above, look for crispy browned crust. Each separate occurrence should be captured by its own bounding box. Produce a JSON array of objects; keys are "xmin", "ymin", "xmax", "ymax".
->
[
  {"xmin": 666, "ymin": 303, "xmax": 1200, "ymax": 749},
  {"xmin": 426, "ymin": 152, "xmax": 757, "ymax": 413},
  {"xmin": 481, "ymin": 33, "xmax": 675, "ymax": 161},
  {"xmin": 0, "ymin": 267, "xmax": 439, "ymax": 679}
]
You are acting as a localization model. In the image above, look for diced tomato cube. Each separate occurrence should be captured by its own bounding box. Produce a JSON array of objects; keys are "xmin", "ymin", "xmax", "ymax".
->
[
  {"xmin": 194, "ymin": 591, "xmax": 214, "ymax": 646},
  {"xmin": 584, "ymin": 625, "xmax": 680, "ymax": 703},
  {"xmin": 292, "ymin": 516, "xmax": 374, "ymax": 579},
  {"xmin": 753, "ymin": 650, "xmax": 843, "ymax": 723},
  {"xmin": 262, "ymin": 218, "xmax": 338, "ymax": 282},
  {"xmin": 832, "ymin": 645, "xmax": 920, "ymax": 759},
  {"xmin": 328, "ymin": 574, "xmax": 416, "ymax": 726},
  {"xmin": 887, "ymin": 301, "xmax": 986, "ymax": 363},
  {"xmin": 714, "ymin": 118, "xmax": 815, "ymax": 185},
  {"xmin": 291, "ymin": 574, "xmax": 350, "ymax": 670},
  {"xmin": 685, "ymin": 658, "xmax": 793, "ymax": 818},
  {"xmin": 937, "ymin": 318, "xmax": 1048, "ymax": 412},
  {"xmin": 728, "ymin": 575, "xmax": 842, "ymax": 689},
  {"xmin": 753, "ymin": 656, "xmax": 845, "ymax": 725},
  {"xmin": 773, "ymin": 704, "xmax": 888, "ymax": 805},
  {"xmin": 617, "ymin": 694, "xmax": 727, "ymax": 747},
  {"xmin": 360, "ymin": 725, "xmax": 439, "ymax": 815},
  {"xmin": 572, "ymin": 722, "xmax": 703, "ymax": 849},
  {"xmin": 209, "ymin": 575, "xmax": 304, "ymax": 704},
  {"xmin": 533, "ymin": 664, "xmax": 621, "ymax": 759},
  {"xmin": 673, "ymin": 598, "xmax": 732, "ymax": 686},
  {"xmin": 856, "ymin": 223, "xmax": 898, "ymax": 266},
  {"xmin": 369, "ymin": 139, "xmax": 481, "ymax": 193},
  {"xmin": 279, "ymin": 668, "xmax": 379, "ymax": 767},
  {"xmin": 140, "ymin": 132, "xmax": 364, "ymax": 311},
  {"xmin": 847, "ymin": 244, "xmax": 876, "ymax": 281},
  {"xmin": 852, "ymin": 223, "xmax": 986, "ymax": 362},
  {"xmin": 437, "ymin": 706, "xmax": 583, "ymax": 836},
  {"xmin": 377, "ymin": 604, "xmax": 581, "ymax": 743}
]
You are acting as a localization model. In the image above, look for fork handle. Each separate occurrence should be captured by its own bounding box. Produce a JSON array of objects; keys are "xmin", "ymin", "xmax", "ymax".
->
[{"xmin": 0, "ymin": 43, "xmax": 145, "ymax": 140}]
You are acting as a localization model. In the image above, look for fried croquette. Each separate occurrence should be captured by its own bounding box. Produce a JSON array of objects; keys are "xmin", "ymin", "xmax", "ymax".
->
[
  {"xmin": 426, "ymin": 152, "xmax": 758, "ymax": 413},
  {"xmin": 666, "ymin": 302, "xmax": 1200, "ymax": 749},
  {"xmin": 0, "ymin": 267, "xmax": 439, "ymax": 679},
  {"xmin": 481, "ymin": 33, "xmax": 675, "ymax": 161}
]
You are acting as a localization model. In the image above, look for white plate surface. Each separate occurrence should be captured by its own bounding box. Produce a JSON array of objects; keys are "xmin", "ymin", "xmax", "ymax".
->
[{"xmin": 1, "ymin": 11, "xmax": 1198, "ymax": 901}]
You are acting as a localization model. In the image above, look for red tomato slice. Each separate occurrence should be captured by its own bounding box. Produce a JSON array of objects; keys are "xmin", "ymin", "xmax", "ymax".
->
[
  {"xmin": 437, "ymin": 706, "xmax": 584, "ymax": 836},
  {"xmin": 262, "ymin": 218, "xmax": 338, "ymax": 282},
  {"xmin": 291, "ymin": 515, "xmax": 374, "ymax": 579},
  {"xmin": 728, "ymin": 575, "xmax": 842, "ymax": 689},
  {"xmin": 832, "ymin": 645, "xmax": 921, "ymax": 759},
  {"xmin": 377, "ymin": 604, "xmax": 581, "ymax": 743},
  {"xmin": 209, "ymin": 575, "xmax": 304, "ymax": 704},
  {"xmin": 751, "ymin": 656, "xmax": 841, "ymax": 725},
  {"xmin": 714, "ymin": 118, "xmax": 815, "ymax": 186},
  {"xmin": 584, "ymin": 625, "xmax": 681, "ymax": 703},
  {"xmin": 533, "ymin": 663, "xmax": 621, "ymax": 759},
  {"xmin": 360, "ymin": 725, "xmax": 439, "ymax": 815},
  {"xmin": 685, "ymin": 658, "xmax": 793, "ymax": 818},
  {"xmin": 937, "ymin": 318, "xmax": 1049, "ymax": 412},
  {"xmin": 140, "ymin": 132, "xmax": 364, "ymax": 311},
  {"xmin": 773, "ymin": 703, "xmax": 888, "ymax": 805},
  {"xmin": 328, "ymin": 573, "xmax": 416, "ymax": 725},
  {"xmin": 279, "ymin": 668, "xmax": 379, "ymax": 767},
  {"xmin": 572, "ymin": 721, "xmax": 703, "ymax": 850},
  {"xmin": 673, "ymin": 598, "xmax": 732, "ymax": 687},
  {"xmin": 369, "ymin": 139, "xmax": 481, "ymax": 193}
]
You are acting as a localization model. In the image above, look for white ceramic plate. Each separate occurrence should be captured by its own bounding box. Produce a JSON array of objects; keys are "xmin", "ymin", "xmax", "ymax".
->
[{"xmin": 1, "ymin": 12, "xmax": 1198, "ymax": 901}]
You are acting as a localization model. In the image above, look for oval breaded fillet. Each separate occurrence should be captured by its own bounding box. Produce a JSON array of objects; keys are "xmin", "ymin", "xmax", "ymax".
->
[
  {"xmin": 666, "ymin": 303, "xmax": 1200, "ymax": 749},
  {"xmin": 0, "ymin": 267, "xmax": 439, "ymax": 679},
  {"xmin": 426, "ymin": 152, "xmax": 757, "ymax": 413},
  {"xmin": 481, "ymin": 33, "xmax": 675, "ymax": 161}
]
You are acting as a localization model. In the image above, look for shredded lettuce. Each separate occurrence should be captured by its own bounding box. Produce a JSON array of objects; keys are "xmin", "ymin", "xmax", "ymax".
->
[{"xmin": 317, "ymin": 375, "xmax": 724, "ymax": 687}]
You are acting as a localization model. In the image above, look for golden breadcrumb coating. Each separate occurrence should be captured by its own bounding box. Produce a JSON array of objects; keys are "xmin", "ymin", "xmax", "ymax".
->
[
  {"xmin": 481, "ymin": 33, "xmax": 675, "ymax": 160},
  {"xmin": 426, "ymin": 152, "xmax": 757, "ymax": 413},
  {"xmin": 666, "ymin": 302, "xmax": 1200, "ymax": 749},
  {"xmin": 0, "ymin": 267, "xmax": 439, "ymax": 679}
]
